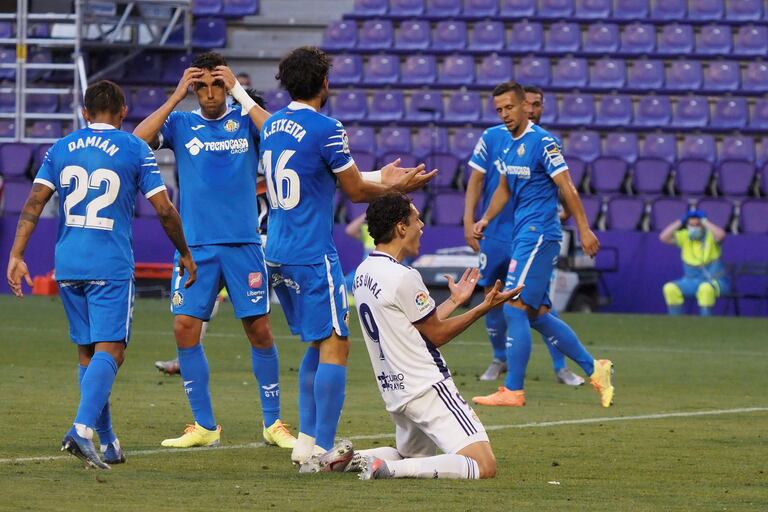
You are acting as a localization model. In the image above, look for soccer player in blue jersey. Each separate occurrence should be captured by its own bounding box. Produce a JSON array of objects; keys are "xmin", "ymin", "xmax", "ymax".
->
[
  {"xmin": 6, "ymin": 80, "xmax": 196, "ymax": 469},
  {"xmin": 463, "ymin": 85, "xmax": 582, "ymax": 386},
  {"xmin": 471, "ymin": 81, "xmax": 614, "ymax": 408},
  {"xmin": 260, "ymin": 46, "xmax": 435, "ymax": 465},
  {"xmin": 134, "ymin": 52, "xmax": 296, "ymax": 449}
]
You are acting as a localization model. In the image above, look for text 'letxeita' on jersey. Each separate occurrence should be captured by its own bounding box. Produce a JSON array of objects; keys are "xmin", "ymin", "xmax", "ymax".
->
[
  {"xmin": 33, "ymin": 123, "xmax": 166, "ymax": 280},
  {"xmin": 259, "ymin": 101, "xmax": 354, "ymax": 265}
]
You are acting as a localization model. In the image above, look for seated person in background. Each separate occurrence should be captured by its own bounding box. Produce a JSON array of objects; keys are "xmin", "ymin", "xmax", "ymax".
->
[{"xmin": 659, "ymin": 210, "xmax": 728, "ymax": 316}]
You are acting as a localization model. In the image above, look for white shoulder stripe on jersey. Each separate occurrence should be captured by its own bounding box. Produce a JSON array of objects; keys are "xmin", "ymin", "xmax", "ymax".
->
[
  {"xmin": 144, "ymin": 185, "xmax": 167, "ymax": 199},
  {"xmin": 332, "ymin": 159, "xmax": 355, "ymax": 174},
  {"xmin": 141, "ymin": 163, "xmax": 158, "ymax": 167},
  {"xmin": 33, "ymin": 178, "xmax": 56, "ymax": 190},
  {"xmin": 467, "ymin": 160, "xmax": 486, "ymax": 174}
]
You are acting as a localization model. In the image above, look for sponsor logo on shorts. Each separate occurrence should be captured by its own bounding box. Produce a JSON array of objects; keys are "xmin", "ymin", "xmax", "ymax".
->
[
  {"xmin": 172, "ymin": 291, "xmax": 184, "ymax": 307},
  {"xmin": 414, "ymin": 290, "xmax": 430, "ymax": 311},
  {"xmin": 508, "ymin": 259, "xmax": 517, "ymax": 273},
  {"xmin": 248, "ymin": 272, "xmax": 263, "ymax": 289}
]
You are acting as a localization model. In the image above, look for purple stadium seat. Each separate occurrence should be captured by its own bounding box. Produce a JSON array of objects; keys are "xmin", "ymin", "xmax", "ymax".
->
[
  {"xmin": 192, "ymin": 0, "xmax": 222, "ymax": 15},
  {"xmin": 446, "ymin": 91, "xmax": 481, "ymax": 123},
  {"xmin": 538, "ymin": 0, "xmax": 574, "ymax": 18},
  {"xmin": 650, "ymin": 0, "xmax": 686, "ymax": 20},
  {"xmin": 353, "ymin": 151, "xmax": 377, "ymax": 173},
  {"xmin": 347, "ymin": 126, "xmax": 376, "ymax": 153},
  {"xmin": 345, "ymin": 200, "xmax": 368, "ymax": 223},
  {"xmin": 627, "ymin": 60, "xmax": 664, "ymax": 90},
  {"xmin": 545, "ymin": 22, "xmax": 581, "ymax": 53},
  {"xmin": 329, "ymin": 55, "xmax": 363, "ymax": 86},
  {"xmin": 407, "ymin": 91, "xmax": 444, "ymax": 121},
  {"xmin": 451, "ymin": 127, "xmax": 483, "ymax": 160},
  {"xmin": 539, "ymin": 96, "xmax": 557, "ymax": 125},
  {"xmin": 221, "ymin": 0, "xmax": 259, "ymax": 16},
  {"xmin": 733, "ymin": 26, "xmax": 768, "ymax": 57},
  {"xmin": 390, "ymin": 0, "xmax": 425, "ymax": 16},
  {"xmin": 413, "ymin": 127, "xmax": 449, "ymax": 157},
  {"xmin": 704, "ymin": 62, "xmax": 739, "ymax": 92},
  {"xmin": 559, "ymin": 93, "xmax": 595, "ymax": 125},
  {"xmin": 696, "ymin": 198, "xmax": 733, "ymax": 229},
  {"xmin": 2, "ymin": 182, "xmax": 33, "ymax": 214},
  {"xmin": 553, "ymin": 57, "xmax": 588, "ymax": 88},
  {"xmin": 130, "ymin": 87, "xmax": 166, "ymax": 120},
  {"xmin": 368, "ymin": 90, "xmax": 405, "ymax": 121},
  {"xmin": 567, "ymin": 195, "xmax": 600, "ymax": 228},
  {"xmin": 332, "ymin": 90, "xmax": 367, "ymax": 122},
  {"xmin": 377, "ymin": 127, "xmax": 412, "ymax": 156},
  {"xmin": 438, "ymin": 55, "xmax": 475, "ymax": 86},
  {"xmin": 726, "ymin": 0, "xmax": 763, "ymax": 21},
  {"xmin": 0, "ymin": 121, "xmax": 15, "ymax": 138},
  {"xmin": 613, "ymin": 0, "xmax": 649, "ymax": 19},
  {"xmin": 395, "ymin": 19, "xmax": 431, "ymax": 50},
  {"xmin": 749, "ymin": 99, "xmax": 768, "ymax": 130},
  {"xmin": 574, "ymin": 0, "xmax": 611, "ymax": 19},
  {"xmin": 27, "ymin": 121, "xmax": 62, "ymax": 139},
  {"xmin": 596, "ymin": 95, "xmax": 632, "ymax": 127},
  {"xmin": 468, "ymin": 21, "xmax": 505, "ymax": 52},
  {"xmin": 742, "ymin": 62, "xmax": 768, "ymax": 93},
  {"xmin": 632, "ymin": 158, "xmax": 671, "ymax": 195},
  {"xmin": 696, "ymin": 25, "xmax": 732, "ymax": 55},
  {"xmin": 400, "ymin": 54, "xmax": 437, "ymax": 85},
  {"xmin": 688, "ymin": 0, "xmax": 724, "ymax": 21},
  {"xmin": 124, "ymin": 53, "xmax": 163, "ymax": 85},
  {"xmin": 567, "ymin": 158, "xmax": 587, "ymax": 188},
  {"xmin": 681, "ymin": 134, "xmax": 716, "ymax": 162},
  {"xmin": 739, "ymin": 200, "xmax": 768, "ymax": 234},
  {"xmin": 606, "ymin": 197, "xmax": 644, "ymax": 230},
  {"xmin": 192, "ymin": 18, "xmax": 226, "ymax": 49},
  {"xmin": 322, "ymin": 20, "xmax": 357, "ymax": 51},
  {"xmin": 0, "ymin": 49, "xmax": 15, "ymax": 81},
  {"xmin": 591, "ymin": 157, "xmax": 628, "ymax": 194},
  {"xmin": 425, "ymin": 154, "xmax": 460, "ymax": 188},
  {"xmin": 0, "ymin": 91, "xmax": 14, "ymax": 112},
  {"xmin": 658, "ymin": 24, "xmax": 694, "ymax": 55},
  {"xmin": 675, "ymin": 159, "xmax": 713, "ymax": 195},
  {"xmin": 650, "ymin": 197, "xmax": 689, "ymax": 230},
  {"xmin": 635, "ymin": 96, "xmax": 672, "ymax": 127},
  {"xmin": 720, "ymin": 136, "xmax": 755, "ymax": 163},
  {"xmin": 516, "ymin": 56, "xmax": 551, "ymax": 86},
  {"xmin": 508, "ymin": 21, "xmax": 543, "ymax": 52},
  {"xmin": 477, "ymin": 54, "xmax": 513, "ymax": 87},
  {"xmin": 641, "ymin": 133, "xmax": 677, "ymax": 163},
  {"xmin": 566, "ymin": 131, "xmax": 601, "ymax": 162},
  {"xmin": 712, "ymin": 98, "xmax": 747, "ymax": 130},
  {"xmin": 264, "ymin": 89, "xmax": 290, "ymax": 111},
  {"xmin": 620, "ymin": 23, "xmax": 655, "ymax": 54},
  {"xmin": 603, "ymin": 132, "xmax": 639, "ymax": 163},
  {"xmin": 0, "ymin": 21, "xmax": 11, "ymax": 38},
  {"xmin": 433, "ymin": 20, "xmax": 467, "ymax": 51},
  {"xmin": 426, "ymin": 0, "xmax": 461, "ymax": 16},
  {"xmin": 500, "ymin": 0, "xmax": 536, "ymax": 16},
  {"xmin": 352, "ymin": 0, "xmax": 388, "ymax": 15},
  {"xmin": 672, "ymin": 96, "xmax": 709, "ymax": 129},
  {"xmin": 761, "ymin": 163, "xmax": 768, "ymax": 195},
  {"xmin": 0, "ymin": 143, "xmax": 33, "ymax": 180},
  {"xmin": 716, "ymin": 161, "xmax": 754, "ymax": 197},
  {"xmin": 584, "ymin": 23, "xmax": 619, "ymax": 53},
  {"xmin": 465, "ymin": 0, "xmax": 499, "ymax": 16},
  {"xmin": 363, "ymin": 54, "xmax": 399, "ymax": 85},
  {"xmin": 358, "ymin": 19, "xmax": 394, "ymax": 50},
  {"xmin": 25, "ymin": 93, "xmax": 58, "ymax": 113},
  {"xmin": 409, "ymin": 191, "xmax": 429, "ymax": 217},
  {"xmin": 589, "ymin": 58, "xmax": 625, "ymax": 89},
  {"xmin": 666, "ymin": 61, "xmax": 703, "ymax": 92},
  {"xmin": 34, "ymin": 143, "xmax": 52, "ymax": 167},
  {"xmin": 432, "ymin": 191, "xmax": 465, "ymax": 225},
  {"xmin": 161, "ymin": 53, "xmax": 191, "ymax": 85}
]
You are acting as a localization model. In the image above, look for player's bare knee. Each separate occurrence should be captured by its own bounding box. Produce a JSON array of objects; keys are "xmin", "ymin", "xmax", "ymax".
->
[
  {"xmin": 174, "ymin": 315, "xmax": 202, "ymax": 348},
  {"xmin": 318, "ymin": 334, "xmax": 350, "ymax": 365},
  {"xmin": 243, "ymin": 316, "xmax": 273, "ymax": 349},
  {"xmin": 478, "ymin": 455, "xmax": 497, "ymax": 479}
]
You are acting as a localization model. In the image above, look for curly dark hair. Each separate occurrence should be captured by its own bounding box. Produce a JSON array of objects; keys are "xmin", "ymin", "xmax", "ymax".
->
[
  {"xmin": 366, "ymin": 192, "xmax": 413, "ymax": 245},
  {"xmin": 276, "ymin": 46, "xmax": 329, "ymax": 101},
  {"xmin": 192, "ymin": 51, "xmax": 227, "ymax": 70},
  {"xmin": 492, "ymin": 80, "xmax": 525, "ymax": 101},
  {"xmin": 83, "ymin": 80, "xmax": 125, "ymax": 116}
]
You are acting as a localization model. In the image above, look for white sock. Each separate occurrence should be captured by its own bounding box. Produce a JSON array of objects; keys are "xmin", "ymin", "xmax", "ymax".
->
[
  {"xmin": 386, "ymin": 454, "xmax": 480, "ymax": 479},
  {"xmin": 355, "ymin": 447, "xmax": 403, "ymax": 461},
  {"xmin": 291, "ymin": 432, "xmax": 316, "ymax": 463},
  {"xmin": 73, "ymin": 423, "xmax": 93, "ymax": 440}
]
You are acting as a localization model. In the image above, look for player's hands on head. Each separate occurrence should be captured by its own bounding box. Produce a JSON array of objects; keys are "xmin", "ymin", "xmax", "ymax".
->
[
  {"xmin": 172, "ymin": 67, "xmax": 204, "ymax": 103},
  {"xmin": 445, "ymin": 267, "xmax": 480, "ymax": 306},
  {"xmin": 472, "ymin": 218, "xmax": 489, "ymax": 240},
  {"xmin": 6, "ymin": 255, "xmax": 33, "ymax": 298},
  {"xmin": 482, "ymin": 280, "xmax": 520, "ymax": 310},
  {"xmin": 177, "ymin": 252, "xmax": 198, "ymax": 288},
  {"xmin": 580, "ymin": 228, "xmax": 600, "ymax": 257},
  {"xmin": 211, "ymin": 65, "xmax": 237, "ymax": 90},
  {"xmin": 382, "ymin": 158, "xmax": 437, "ymax": 192}
]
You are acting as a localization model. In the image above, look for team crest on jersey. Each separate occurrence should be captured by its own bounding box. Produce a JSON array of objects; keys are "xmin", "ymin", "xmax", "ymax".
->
[
  {"xmin": 172, "ymin": 291, "xmax": 184, "ymax": 307},
  {"xmin": 517, "ymin": 143, "xmax": 526, "ymax": 157},
  {"xmin": 224, "ymin": 119, "xmax": 239, "ymax": 132},
  {"xmin": 248, "ymin": 272, "xmax": 263, "ymax": 289},
  {"xmin": 414, "ymin": 291, "xmax": 430, "ymax": 311}
]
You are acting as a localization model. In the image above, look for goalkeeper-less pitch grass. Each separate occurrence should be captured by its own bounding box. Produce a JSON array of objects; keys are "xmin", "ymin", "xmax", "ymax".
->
[{"xmin": 0, "ymin": 296, "xmax": 766, "ymax": 511}]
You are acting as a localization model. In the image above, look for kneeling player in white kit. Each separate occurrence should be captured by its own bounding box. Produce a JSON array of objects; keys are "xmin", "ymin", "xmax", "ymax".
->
[{"xmin": 348, "ymin": 192, "xmax": 520, "ymax": 480}]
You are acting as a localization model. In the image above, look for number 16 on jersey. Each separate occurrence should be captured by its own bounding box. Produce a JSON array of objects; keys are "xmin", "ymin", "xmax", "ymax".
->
[{"xmin": 262, "ymin": 149, "xmax": 300, "ymax": 210}]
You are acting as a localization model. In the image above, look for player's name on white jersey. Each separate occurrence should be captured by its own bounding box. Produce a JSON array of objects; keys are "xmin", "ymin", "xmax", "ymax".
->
[
  {"xmin": 261, "ymin": 118, "xmax": 307, "ymax": 142},
  {"xmin": 352, "ymin": 272, "xmax": 383, "ymax": 300},
  {"xmin": 67, "ymin": 136, "xmax": 119, "ymax": 156}
]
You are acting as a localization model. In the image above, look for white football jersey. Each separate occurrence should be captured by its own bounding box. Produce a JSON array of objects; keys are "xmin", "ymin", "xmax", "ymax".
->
[{"xmin": 352, "ymin": 251, "xmax": 451, "ymax": 412}]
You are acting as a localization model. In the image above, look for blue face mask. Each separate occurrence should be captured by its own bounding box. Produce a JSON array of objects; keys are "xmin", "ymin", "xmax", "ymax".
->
[{"xmin": 688, "ymin": 226, "xmax": 704, "ymax": 240}]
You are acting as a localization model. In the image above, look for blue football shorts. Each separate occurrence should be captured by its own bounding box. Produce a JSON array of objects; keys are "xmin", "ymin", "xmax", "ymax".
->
[
  {"xmin": 171, "ymin": 243, "xmax": 269, "ymax": 320},
  {"xmin": 505, "ymin": 234, "xmax": 561, "ymax": 310},
  {"xmin": 478, "ymin": 236, "xmax": 511, "ymax": 288},
  {"xmin": 58, "ymin": 279, "xmax": 135, "ymax": 345},
  {"xmin": 268, "ymin": 253, "xmax": 349, "ymax": 342}
]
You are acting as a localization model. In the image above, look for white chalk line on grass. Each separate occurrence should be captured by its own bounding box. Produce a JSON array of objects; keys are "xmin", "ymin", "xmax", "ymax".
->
[{"xmin": 2, "ymin": 406, "xmax": 766, "ymax": 466}]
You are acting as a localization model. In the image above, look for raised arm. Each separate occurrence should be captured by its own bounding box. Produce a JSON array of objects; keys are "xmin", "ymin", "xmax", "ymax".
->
[
  {"xmin": 659, "ymin": 219, "xmax": 682, "ymax": 245},
  {"xmin": 473, "ymin": 174, "xmax": 510, "ymax": 239},
  {"xmin": 147, "ymin": 191, "xmax": 197, "ymax": 288},
  {"xmin": 211, "ymin": 65, "xmax": 272, "ymax": 130},
  {"xmin": 463, "ymin": 170, "xmax": 484, "ymax": 252},
  {"xmin": 337, "ymin": 161, "xmax": 434, "ymax": 203},
  {"xmin": 552, "ymin": 170, "xmax": 599, "ymax": 257},
  {"xmin": 702, "ymin": 217, "xmax": 726, "ymax": 243}
]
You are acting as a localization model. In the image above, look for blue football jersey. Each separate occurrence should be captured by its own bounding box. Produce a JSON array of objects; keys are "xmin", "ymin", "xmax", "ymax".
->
[
  {"xmin": 467, "ymin": 124, "xmax": 515, "ymax": 242},
  {"xmin": 260, "ymin": 102, "xmax": 354, "ymax": 265},
  {"xmin": 160, "ymin": 107, "xmax": 260, "ymax": 246},
  {"xmin": 34, "ymin": 123, "xmax": 166, "ymax": 280},
  {"xmin": 500, "ymin": 122, "xmax": 569, "ymax": 241}
]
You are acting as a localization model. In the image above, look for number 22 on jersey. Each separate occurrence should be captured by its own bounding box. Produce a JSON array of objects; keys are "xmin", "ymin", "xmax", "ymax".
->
[
  {"xmin": 262, "ymin": 149, "xmax": 300, "ymax": 210},
  {"xmin": 60, "ymin": 165, "xmax": 120, "ymax": 231}
]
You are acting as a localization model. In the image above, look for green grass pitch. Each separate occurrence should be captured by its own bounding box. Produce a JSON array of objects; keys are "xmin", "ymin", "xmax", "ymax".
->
[{"xmin": 0, "ymin": 295, "xmax": 766, "ymax": 511}]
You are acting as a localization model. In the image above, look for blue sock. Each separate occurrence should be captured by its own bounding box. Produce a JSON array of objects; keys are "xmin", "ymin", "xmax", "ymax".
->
[
  {"xmin": 668, "ymin": 305, "xmax": 683, "ymax": 315},
  {"xmin": 178, "ymin": 344, "xmax": 215, "ymax": 431},
  {"xmin": 298, "ymin": 346, "xmax": 319, "ymax": 437},
  {"xmin": 540, "ymin": 310, "xmax": 567, "ymax": 372},
  {"xmin": 74, "ymin": 352, "xmax": 118, "ymax": 428},
  {"xmin": 78, "ymin": 364, "xmax": 118, "ymax": 444},
  {"xmin": 251, "ymin": 345, "xmax": 280, "ymax": 427},
  {"xmin": 314, "ymin": 363, "xmax": 346, "ymax": 451},
  {"xmin": 485, "ymin": 306, "xmax": 507, "ymax": 361},
  {"xmin": 531, "ymin": 313, "xmax": 594, "ymax": 376},
  {"xmin": 503, "ymin": 305, "xmax": 532, "ymax": 391}
]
